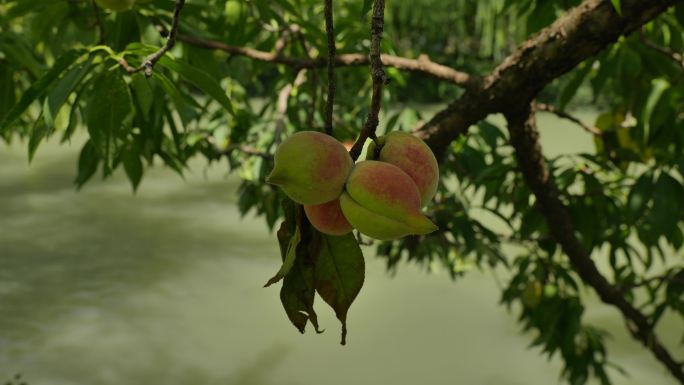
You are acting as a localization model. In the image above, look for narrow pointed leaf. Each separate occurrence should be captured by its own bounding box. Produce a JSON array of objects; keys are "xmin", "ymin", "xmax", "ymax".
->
[
  {"xmin": 314, "ymin": 233, "xmax": 364, "ymax": 345},
  {"xmin": 0, "ymin": 49, "xmax": 83, "ymax": 132}
]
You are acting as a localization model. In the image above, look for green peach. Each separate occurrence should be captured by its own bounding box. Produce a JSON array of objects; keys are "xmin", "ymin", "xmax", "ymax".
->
[
  {"xmin": 267, "ymin": 131, "xmax": 353, "ymax": 205},
  {"xmin": 224, "ymin": 0, "xmax": 245, "ymax": 24},
  {"xmin": 304, "ymin": 199, "xmax": 353, "ymax": 236},
  {"xmin": 340, "ymin": 161, "xmax": 438, "ymax": 240},
  {"xmin": 371, "ymin": 131, "xmax": 439, "ymax": 207},
  {"xmin": 95, "ymin": 0, "xmax": 135, "ymax": 11}
]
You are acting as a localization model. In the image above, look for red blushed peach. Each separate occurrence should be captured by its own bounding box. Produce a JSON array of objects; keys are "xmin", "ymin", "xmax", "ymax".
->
[
  {"xmin": 267, "ymin": 131, "xmax": 353, "ymax": 205},
  {"xmin": 339, "ymin": 161, "xmax": 437, "ymax": 240},
  {"xmin": 304, "ymin": 199, "xmax": 353, "ymax": 236},
  {"xmin": 373, "ymin": 131, "xmax": 439, "ymax": 207}
]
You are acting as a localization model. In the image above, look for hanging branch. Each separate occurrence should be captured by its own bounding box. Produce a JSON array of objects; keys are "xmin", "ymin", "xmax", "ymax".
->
[
  {"xmin": 348, "ymin": 0, "xmax": 386, "ymax": 161},
  {"xmin": 505, "ymin": 103, "xmax": 684, "ymax": 384},
  {"xmin": 123, "ymin": 0, "xmax": 186, "ymax": 77},
  {"xmin": 324, "ymin": 0, "xmax": 336, "ymax": 135}
]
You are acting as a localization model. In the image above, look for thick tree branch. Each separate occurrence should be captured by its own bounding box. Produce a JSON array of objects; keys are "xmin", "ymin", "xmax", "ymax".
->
[
  {"xmin": 176, "ymin": 34, "xmax": 477, "ymax": 89},
  {"xmin": 324, "ymin": 0, "xmax": 336, "ymax": 136},
  {"xmin": 506, "ymin": 103, "xmax": 684, "ymax": 384},
  {"xmin": 417, "ymin": 0, "xmax": 678, "ymax": 158},
  {"xmin": 405, "ymin": 0, "xmax": 684, "ymax": 379},
  {"xmin": 348, "ymin": 0, "xmax": 386, "ymax": 161}
]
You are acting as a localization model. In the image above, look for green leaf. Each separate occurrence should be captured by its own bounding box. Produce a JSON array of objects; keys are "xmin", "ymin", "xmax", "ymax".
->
[
  {"xmin": 265, "ymin": 223, "xmax": 301, "ymax": 287},
  {"xmin": 642, "ymin": 79, "xmax": 669, "ymax": 142},
  {"xmin": 610, "ymin": 0, "xmax": 622, "ymax": 16},
  {"xmin": 559, "ymin": 61, "xmax": 593, "ymax": 110},
  {"xmin": 157, "ymin": 55, "xmax": 234, "ymax": 115},
  {"xmin": 43, "ymin": 60, "xmax": 92, "ymax": 132},
  {"xmin": 0, "ymin": 65, "xmax": 15, "ymax": 123},
  {"xmin": 275, "ymin": 200, "xmax": 321, "ymax": 334},
  {"xmin": 314, "ymin": 233, "xmax": 365, "ymax": 345},
  {"xmin": 122, "ymin": 145, "xmax": 143, "ymax": 191},
  {"xmin": 28, "ymin": 116, "xmax": 47, "ymax": 162},
  {"xmin": 627, "ymin": 172, "xmax": 653, "ymax": 220},
  {"xmin": 75, "ymin": 140, "xmax": 100, "ymax": 188},
  {"xmin": 361, "ymin": 0, "xmax": 373, "ymax": 18},
  {"xmin": 675, "ymin": 2, "xmax": 684, "ymax": 28},
  {"xmin": 0, "ymin": 49, "xmax": 83, "ymax": 133},
  {"xmin": 130, "ymin": 73, "xmax": 154, "ymax": 120},
  {"xmin": 86, "ymin": 70, "xmax": 133, "ymax": 173},
  {"xmin": 620, "ymin": 46, "xmax": 641, "ymax": 80}
]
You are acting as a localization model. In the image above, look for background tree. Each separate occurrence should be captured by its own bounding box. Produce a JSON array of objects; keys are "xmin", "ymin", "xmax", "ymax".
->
[{"xmin": 1, "ymin": 0, "xmax": 684, "ymax": 383}]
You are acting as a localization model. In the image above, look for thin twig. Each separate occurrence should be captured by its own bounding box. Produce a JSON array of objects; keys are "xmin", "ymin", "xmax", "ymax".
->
[
  {"xmin": 175, "ymin": 34, "xmax": 477, "ymax": 89},
  {"xmin": 536, "ymin": 103, "xmax": 602, "ymax": 136},
  {"xmin": 220, "ymin": 143, "xmax": 272, "ymax": 159},
  {"xmin": 640, "ymin": 30, "xmax": 684, "ymax": 71},
  {"xmin": 324, "ymin": 0, "xmax": 336, "ymax": 136},
  {"xmin": 348, "ymin": 0, "xmax": 386, "ymax": 161},
  {"xmin": 124, "ymin": 0, "xmax": 186, "ymax": 77}
]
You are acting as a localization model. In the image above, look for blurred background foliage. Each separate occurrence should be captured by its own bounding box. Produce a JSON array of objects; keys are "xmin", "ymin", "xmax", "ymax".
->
[{"xmin": 1, "ymin": 0, "xmax": 684, "ymax": 384}]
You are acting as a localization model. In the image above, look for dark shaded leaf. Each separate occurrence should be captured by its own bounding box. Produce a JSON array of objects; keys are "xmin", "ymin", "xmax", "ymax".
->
[
  {"xmin": 265, "ymin": 225, "xmax": 301, "ymax": 287},
  {"xmin": 361, "ymin": 0, "xmax": 373, "ymax": 18},
  {"xmin": 314, "ymin": 233, "xmax": 365, "ymax": 345},
  {"xmin": 157, "ymin": 55, "xmax": 234, "ymax": 115},
  {"xmin": 43, "ymin": 59, "xmax": 91, "ymax": 131},
  {"xmin": 0, "ymin": 49, "xmax": 83, "ymax": 132},
  {"xmin": 122, "ymin": 145, "xmax": 143, "ymax": 191},
  {"xmin": 75, "ymin": 140, "xmax": 100, "ymax": 188},
  {"xmin": 86, "ymin": 70, "xmax": 133, "ymax": 173},
  {"xmin": 276, "ymin": 200, "xmax": 321, "ymax": 333}
]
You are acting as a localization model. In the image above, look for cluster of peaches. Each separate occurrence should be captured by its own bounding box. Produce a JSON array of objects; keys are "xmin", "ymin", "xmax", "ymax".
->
[{"xmin": 266, "ymin": 131, "xmax": 439, "ymax": 240}]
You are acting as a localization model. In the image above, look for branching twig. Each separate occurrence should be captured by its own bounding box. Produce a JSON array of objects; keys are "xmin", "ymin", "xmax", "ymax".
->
[
  {"xmin": 220, "ymin": 143, "xmax": 272, "ymax": 160},
  {"xmin": 176, "ymin": 34, "xmax": 477, "ymax": 89},
  {"xmin": 640, "ymin": 30, "xmax": 684, "ymax": 71},
  {"xmin": 124, "ymin": 0, "xmax": 186, "ymax": 77},
  {"xmin": 348, "ymin": 0, "xmax": 386, "ymax": 161},
  {"xmin": 324, "ymin": 0, "xmax": 336, "ymax": 136},
  {"xmin": 535, "ymin": 103, "xmax": 602, "ymax": 136}
]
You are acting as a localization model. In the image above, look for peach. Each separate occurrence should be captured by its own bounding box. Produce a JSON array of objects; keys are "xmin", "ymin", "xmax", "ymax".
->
[
  {"xmin": 339, "ymin": 161, "xmax": 438, "ymax": 240},
  {"xmin": 304, "ymin": 199, "xmax": 353, "ymax": 236},
  {"xmin": 368, "ymin": 131, "xmax": 439, "ymax": 207},
  {"xmin": 267, "ymin": 131, "xmax": 353, "ymax": 205}
]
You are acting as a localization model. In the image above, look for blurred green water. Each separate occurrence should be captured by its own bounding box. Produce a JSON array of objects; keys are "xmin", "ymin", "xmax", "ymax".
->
[{"xmin": 0, "ymin": 110, "xmax": 680, "ymax": 385}]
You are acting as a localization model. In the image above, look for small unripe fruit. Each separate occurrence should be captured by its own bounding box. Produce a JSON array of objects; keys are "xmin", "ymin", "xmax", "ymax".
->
[
  {"xmin": 369, "ymin": 131, "xmax": 439, "ymax": 207},
  {"xmin": 95, "ymin": 0, "xmax": 135, "ymax": 11},
  {"xmin": 224, "ymin": 0, "xmax": 245, "ymax": 24},
  {"xmin": 304, "ymin": 199, "xmax": 353, "ymax": 236},
  {"xmin": 522, "ymin": 281, "xmax": 542, "ymax": 308},
  {"xmin": 340, "ymin": 161, "xmax": 438, "ymax": 240},
  {"xmin": 267, "ymin": 131, "xmax": 353, "ymax": 205}
]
